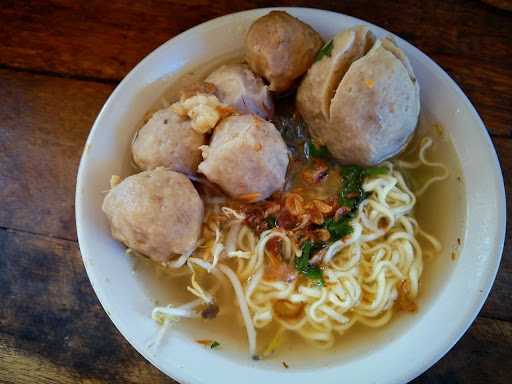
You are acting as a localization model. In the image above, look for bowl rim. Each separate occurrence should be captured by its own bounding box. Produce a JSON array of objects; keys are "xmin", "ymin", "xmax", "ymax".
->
[{"xmin": 76, "ymin": 6, "xmax": 507, "ymax": 384}]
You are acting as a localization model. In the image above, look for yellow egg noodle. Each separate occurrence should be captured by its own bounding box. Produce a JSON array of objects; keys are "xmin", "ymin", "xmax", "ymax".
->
[{"xmin": 151, "ymin": 138, "xmax": 448, "ymax": 358}]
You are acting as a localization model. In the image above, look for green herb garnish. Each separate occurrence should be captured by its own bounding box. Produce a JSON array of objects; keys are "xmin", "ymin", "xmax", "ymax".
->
[
  {"xmin": 337, "ymin": 165, "xmax": 388, "ymax": 209},
  {"xmin": 324, "ymin": 217, "xmax": 353, "ymax": 241},
  {"xmin": 364, "ymin": 166, "xmax": 388, "ymax": 176},
  {"xmin": 305, "ymin": 141, "xmax": 329, "ymax": 158},
  {"xmin": 338, "ymin": 165, "xmax": 366, "ymax": 211},
  {"xmin": 210, "ymin": 341, "xmax": 220, "ymax": 349},
  {"xmin": 315, "ymin": 40, "xmax": 334, "ymax": 62},
  {"xmin": 265, "ymin": 216, "xmax": 277, "ymax": 229},
  {"xmin": 295, "ymin": 241, "xmax": 324, "ymax": 285},
  {"xmin": 323, "ymin": 165, "xmax": 384, "ymax": 240}
]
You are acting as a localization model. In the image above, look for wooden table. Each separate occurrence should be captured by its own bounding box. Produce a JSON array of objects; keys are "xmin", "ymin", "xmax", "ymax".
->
[{"xmin": 0, "ymin": 1, "xmax": 510, "ymax": 383}]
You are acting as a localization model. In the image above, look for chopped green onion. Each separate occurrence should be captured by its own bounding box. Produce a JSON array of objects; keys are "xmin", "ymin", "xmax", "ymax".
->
[
  {"xmin": 295, "ymin": 241, "xmax": 324, "ymax": 285},
  {"xmin": 315, "ymin": 40, "xmax": 334, "ymax": 62},
  {"xmin": 364, "ymin": 166, "xmax": 388, "ymax": 176},
  {"xmin": 324, "ymin": 217, "xmax": 353, "ymax": 241},
  {"xmin": 338, "ymin": 165, "xmax": 366, "ymax": 211},
  {"xmin": 325, "ymin": 165, "xmax": 383, "ymax": 240},
  {"xmin": 210, "ymin": 341, "xmax": 220, "ymax": 349},
  {"xmin": 265, "ymin": 216, "xmax": 277, "ymax": 229},
  {"xmin": 305, "ymin": 141, "xmax": 329, "ymax": 158}
]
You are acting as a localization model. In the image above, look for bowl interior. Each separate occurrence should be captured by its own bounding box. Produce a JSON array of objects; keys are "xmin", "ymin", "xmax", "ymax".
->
[{"xmin": 76, "ymin": 8, "xmax": 505, "ymax": 384}]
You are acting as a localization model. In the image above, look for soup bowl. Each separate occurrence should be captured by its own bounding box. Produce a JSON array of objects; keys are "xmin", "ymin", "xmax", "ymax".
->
[{"xmin": 75, "ymin": 7, "xmax": 506, "ymax": 384}]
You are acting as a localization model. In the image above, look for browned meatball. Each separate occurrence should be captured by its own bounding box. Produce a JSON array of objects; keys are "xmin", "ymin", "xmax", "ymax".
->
[
  {"xmin": 246, "ymin": 11, "xmax": 323, "ymax": 93},
  {"xmin": 205, "ymin": 63, "xmax": 274, "ymax": 119},
  {"xmin": 131, "ymin": 107, "xmax": 205, "ymax": 174},
  {"xmin": 102, "ymin": 168, "xmax": 204, "ymax": 262},
  {"xmin": 198, "ymin": 115, "xmax": 289, "ymax": 201}
]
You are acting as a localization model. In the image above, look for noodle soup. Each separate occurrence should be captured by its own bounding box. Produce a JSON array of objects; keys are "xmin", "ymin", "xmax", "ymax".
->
[
  {"xmin": 127, "ymin": 82, "xmax": 465, "ymax": 367},
  {"xmin": 77, "ymin": 9, "xmax": 506, "ymax": 384},
  {"xmin": 98, "ymin": 11, "xmax": 468, "ymax": 368}
]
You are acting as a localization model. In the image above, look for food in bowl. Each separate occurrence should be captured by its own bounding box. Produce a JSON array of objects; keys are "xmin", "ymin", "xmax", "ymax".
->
[
  {"xmin": 246, "ymin": 10, "xmax": 324, "ymax": 93},
  {"xmin": 101, "ymin": 11, "xmax": 452, "ymax": 360},
  {"xmin": 102, "ymin": 168, "xmax": 204, "ymax": 262},
  {"xmin": 198, "ymin": 114, "xmax": 289, "ymax": 201},
  {"xmin": 131, "ymin": 107, "xmax": 207, "ymax": 174},
  {"xmin": 205, "ymin": 63, "xmax": 274, "ymax": 120},
  {"xmin": 297, "ymin": 26, "xmax": 420, "ymax": 166}
]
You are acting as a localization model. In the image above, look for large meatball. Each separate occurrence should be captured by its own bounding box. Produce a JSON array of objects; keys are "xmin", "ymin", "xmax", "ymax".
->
[
  {"xmin": 246, "ymin": 11, "xmax": 323, "ymax": 93},
  {"xmin": 132, "ymin": 107, "xmax": 205, "ymax": 174},
  {"xmin": 205, "ymin": 63, "xmax": 274, "ymax": 120},
  {"xmin": 297, "ymin": 26, "xmax": 375, "ymax": 142},
  {"xmin": 102, "ymin": 168, "xmax": 204, "ymax": 262},
  {"xmin": 297, "ymin": 30, "xmax": 420, "ymax": 166},
  {"xmin": 198, "ymin": 115, "xmax": 288, "ymax": 201}
]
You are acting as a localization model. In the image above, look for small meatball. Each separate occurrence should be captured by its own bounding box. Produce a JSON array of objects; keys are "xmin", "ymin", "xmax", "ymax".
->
[
  {"xmin": 132, "ymin": 108, "xmax": 205, "ymax": 174},
  {"xmin": 328, "ymin": 37, "xmax": 420, "ymax": 165},
  {"xmin": 198, "ymin": 115, "xmax": 288, "ymax": 201},
  {"xmin": 205, "ymin": 63, "xmax": 274, "ymax": 119},
  {"xmin": 102, "ymin": 168, "xmax": 204, "ymax": 262},
  {"xmin": 246, "ymin": 11, "xmax": 323, "ymax": 93},
  {"xmin": 297, "ymin": 26, "xmax": 375, "ymax": 142}
]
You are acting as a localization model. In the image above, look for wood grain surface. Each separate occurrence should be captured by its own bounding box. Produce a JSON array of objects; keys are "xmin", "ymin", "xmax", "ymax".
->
[{"xmin": 0, "ymin": 1, "xmax": 510, "ymax": 383}]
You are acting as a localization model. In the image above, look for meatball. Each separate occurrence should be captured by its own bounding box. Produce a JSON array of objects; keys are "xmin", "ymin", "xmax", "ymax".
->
[
  {"xmin": 329, "ymin": 37, "xmax": 420, "ymax": 165},
  {"xmin": 132, "ymin": 107, "xmax": 205, "ymax": 174},
  {"xmin": 297, "ymin": 31, "xmax": 420, "ymax": 166},
  {"xmin": 205, "ymin": 63, "xmax": 274, "ymax": 120},
  {"xmin": 246, "ymin": 11, "xmax": 323, "ymax": 93},
  {"xmin": 297, "ymin": 26, "xmax": 375, "ymax": 142},
  {"xmin": 198, "ymin": 115, "xmax": 288, "ymax": 201},
  {"xmin": 102, "ymin": 168, "xmax": 204, "ymax": 262}
]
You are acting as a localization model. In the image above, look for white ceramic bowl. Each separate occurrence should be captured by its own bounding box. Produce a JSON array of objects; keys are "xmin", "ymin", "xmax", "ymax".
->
[{"xmin": 76, "ymin": 7, "xmax": 506, "ymax": 384}]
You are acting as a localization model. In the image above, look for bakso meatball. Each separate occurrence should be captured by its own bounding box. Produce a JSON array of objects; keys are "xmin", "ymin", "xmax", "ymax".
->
[
  {"xmin": 205, "ymin": 63, "xmax": 274, "ymax": 120},
  {"xmin": 297, "ymin": 26, "xmax": 375, "ymax": 142},
  {"xmin": 297, "ymin": 32, "xmax": 420, "ymax": 166},
  {"xmin": 198, "ymin": 115, "xmax": 288, "ymax": 201},
  {"xmin": 246, "ymin": 11, "xmax": 323, "ymax": 93},
  {"xmin": 102, "ymin": 168, "xmax": 204, "ymax": 262},
  {"xmin": 132, "ymin": 107, "xmax": 205, "ymax": 174}
]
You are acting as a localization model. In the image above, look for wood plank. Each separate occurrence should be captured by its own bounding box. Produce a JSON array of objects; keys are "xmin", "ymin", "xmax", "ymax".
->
[
  {"xmin": 0, "ymin": 69, "xmax": 114, "ymax": 241},
  {"xmin": 0, "ymin": 228, "xmax": 510, "ymax": 383},
  {"xmin": 436, "ymin": 56, "xmax": 511, "ymax": 138},
  {"xmin": 0, "ymin": 335, "xmax": 83, "ymax": 384},
  {"xmin": 0, "ymin": 0, "xmax": 510, "ymax": 136},
  {"xmin": 0, "ymin": 229, "xmax": 174, "ymax": 384},
  {"xmin": 2, "ymin": 0, "xmax": 510, "ymax": 79},
  {"xmin": 413, "ymin": 317, "xmax": 512, "ymax": 384}
]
